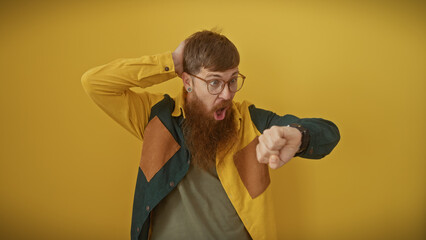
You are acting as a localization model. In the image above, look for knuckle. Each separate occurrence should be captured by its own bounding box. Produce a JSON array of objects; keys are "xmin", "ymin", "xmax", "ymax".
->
[
  {"xmin": 264, "ymin": 128, "xmax": 273, "ymax": 135},
  {"xmin": 265, "ymin": 141, "xmax": 275, "ymax": 150}
]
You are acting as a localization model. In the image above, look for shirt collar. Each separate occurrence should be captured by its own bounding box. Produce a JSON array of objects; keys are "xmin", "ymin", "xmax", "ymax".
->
[{"xmin": 171, "ymin": 90, "xmax": 186, "ymax": 118}]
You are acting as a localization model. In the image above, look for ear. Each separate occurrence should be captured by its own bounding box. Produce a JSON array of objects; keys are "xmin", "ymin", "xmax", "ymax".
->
[{"xmin": 181, "ymin": 72, "xmax": 193, "ymax": 90}]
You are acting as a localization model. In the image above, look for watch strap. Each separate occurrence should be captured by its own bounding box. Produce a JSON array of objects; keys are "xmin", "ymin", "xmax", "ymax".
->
[{"xmin": 289, "ymin": 123, "xmax": 310, "ymax": 155}]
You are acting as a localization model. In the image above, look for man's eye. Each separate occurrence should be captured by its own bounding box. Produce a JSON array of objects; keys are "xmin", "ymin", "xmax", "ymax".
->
[{"xmin": 209, "ymin": 80, "xmax": 220, "ymax": 87}]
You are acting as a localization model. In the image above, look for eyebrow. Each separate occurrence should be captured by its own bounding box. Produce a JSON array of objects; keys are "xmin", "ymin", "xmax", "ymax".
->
[{"xmin": 206, "ymin": 71, "xmax": 239, "ymax": 79}]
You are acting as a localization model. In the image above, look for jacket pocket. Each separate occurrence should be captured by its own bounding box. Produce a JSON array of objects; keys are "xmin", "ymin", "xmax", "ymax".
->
[
  {"xmin": 140, "ymin": 116, "xmax": 180, "ymax": 182},
  {"xmin": 234, "ymin": 137, "xmax": 270, "ymax": 199}
]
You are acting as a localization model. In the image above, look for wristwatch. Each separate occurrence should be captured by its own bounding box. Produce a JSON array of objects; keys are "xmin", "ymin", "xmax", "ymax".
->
[{"xmin": 288, "ymin": 123, "xmax": 310, "ymax": 155}]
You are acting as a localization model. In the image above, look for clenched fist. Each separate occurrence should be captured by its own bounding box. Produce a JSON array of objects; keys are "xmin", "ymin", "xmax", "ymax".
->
[{"xmin": 256, "ymin": 125, "xmax": 302, "ymax": 169}]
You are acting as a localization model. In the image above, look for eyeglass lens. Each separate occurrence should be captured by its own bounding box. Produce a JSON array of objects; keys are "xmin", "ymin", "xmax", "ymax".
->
[{"xmin": 208, "ymin": 76, "xmax": 244, "ymax": 94}]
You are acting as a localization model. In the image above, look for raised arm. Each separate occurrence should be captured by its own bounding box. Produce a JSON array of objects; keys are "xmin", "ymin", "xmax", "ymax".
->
[{"xmin": 81, "ymin": 52, "xmax": 178, "ymax": 140}]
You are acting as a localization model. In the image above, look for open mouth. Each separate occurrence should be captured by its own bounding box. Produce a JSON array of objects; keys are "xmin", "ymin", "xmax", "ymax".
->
[{"xmin": 214, "ymin": 107, "xmax": 228, "ymax": 120}]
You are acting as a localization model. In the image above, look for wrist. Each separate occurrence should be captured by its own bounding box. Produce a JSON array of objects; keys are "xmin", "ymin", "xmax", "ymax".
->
[{"xmin": 288, "ymin": 123, "xmax": 310, "ymax": 155}]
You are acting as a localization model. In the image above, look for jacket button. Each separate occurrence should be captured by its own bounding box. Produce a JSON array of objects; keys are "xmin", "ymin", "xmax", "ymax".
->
[
  {"xmin": 146, "ymin": 206, "xmax": 150, "ymax": 211},
  {"xmin": 137, "ymin": 227, "xmax": 140, "ymax": 232},
  {"xmin": 169, "ymin": 181, "xmax": 175, "ymax": 187},
  {"xmin": 165, "ymin": 66, "xmax": 169, "ymax": 71}
]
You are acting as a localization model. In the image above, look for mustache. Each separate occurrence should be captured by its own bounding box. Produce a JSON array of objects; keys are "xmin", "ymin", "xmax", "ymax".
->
[{"xmin": 213, "ymin": 100, "xmax": 232, "ymax": 111}]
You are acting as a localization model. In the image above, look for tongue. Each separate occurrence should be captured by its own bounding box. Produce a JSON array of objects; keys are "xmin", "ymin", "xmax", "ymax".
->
[{"xmin": 214, "ymin": 108, "xmax": 227, "ymax": 120}]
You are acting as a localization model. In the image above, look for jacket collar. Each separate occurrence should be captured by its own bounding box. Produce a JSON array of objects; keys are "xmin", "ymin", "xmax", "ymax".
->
[{"xmin": 171, "ymin": 90, "xmax": 186, "ymax": 118}]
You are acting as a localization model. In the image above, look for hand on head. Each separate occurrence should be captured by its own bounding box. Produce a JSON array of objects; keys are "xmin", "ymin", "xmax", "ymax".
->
[{"xmin": 172, "ymin": 41, "xmax": 185, "ymax": 78}]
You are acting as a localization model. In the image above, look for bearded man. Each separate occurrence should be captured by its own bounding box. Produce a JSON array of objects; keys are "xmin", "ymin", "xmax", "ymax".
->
[{"xmin": 82, "ymin": 30, "xmax": 340, "ymax": 240}]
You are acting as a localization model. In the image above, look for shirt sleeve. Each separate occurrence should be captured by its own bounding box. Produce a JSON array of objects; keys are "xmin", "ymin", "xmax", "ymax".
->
[
  {"xmin": 81, "ymin": 52, "xmax": 178, "ymax": 141},
  {"xmin": 248, "ymin": 105, "xmax": 340, "ymax": 159}
]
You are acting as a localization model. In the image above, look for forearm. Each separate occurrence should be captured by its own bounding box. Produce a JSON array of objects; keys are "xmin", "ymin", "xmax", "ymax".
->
[
  {"xmin": 81, "ymin": 52, "xmax": 178, "ymax": 140},
  {"xmin": 294, "ymin": 118, "xmax": 340, "ymax": 159},
  {"xmin": 249, "ymin": 105, "xmax": 340, "ymax": 159},
  {"xmin": 81, "ymin": 52, "xmax": 177, "ymax": 96}
]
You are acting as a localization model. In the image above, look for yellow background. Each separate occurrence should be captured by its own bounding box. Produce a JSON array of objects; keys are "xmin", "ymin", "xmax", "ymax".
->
[{"xmin": 1, "ymin": 0, "xmax": 425, "ymax": 239}]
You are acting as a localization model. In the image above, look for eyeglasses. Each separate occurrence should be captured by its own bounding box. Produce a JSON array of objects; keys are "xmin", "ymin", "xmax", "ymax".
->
[{"xmin": 187, "ymin": 72, "xmax": 246, "ymax": 95}]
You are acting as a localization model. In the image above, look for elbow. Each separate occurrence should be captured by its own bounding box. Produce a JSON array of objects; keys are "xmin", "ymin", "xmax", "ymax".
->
[
  {"xmin": 81, "ymin": 69, "xmax": 97, "ymax": 95},
  {"xmin": 317, "ymin": 120, "xmax": 341, "ymax": 157},
  {"xmin": 326, "ymin": 120, "xmax": 341, "ymax": 147},
  {"xmin": 319, "ymin": 122, "xmax": 341, "ymax": 158}
]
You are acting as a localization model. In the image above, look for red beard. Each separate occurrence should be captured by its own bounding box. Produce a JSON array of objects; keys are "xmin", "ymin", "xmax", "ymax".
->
[{"xmin": 182, "ymin": 93, "xmax": 237, "ymax": 170}]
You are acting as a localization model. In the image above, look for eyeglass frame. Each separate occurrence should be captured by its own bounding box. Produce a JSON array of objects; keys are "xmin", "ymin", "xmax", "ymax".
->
[{"xmin": 186, "ymin": 72, "xmax": 246, "ymax": 95}]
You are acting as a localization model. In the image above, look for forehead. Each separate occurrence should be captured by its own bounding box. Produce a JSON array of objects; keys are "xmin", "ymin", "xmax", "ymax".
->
[{"xmin": 200, "ymin": 67, "xmax": 239, "ymax": 78}]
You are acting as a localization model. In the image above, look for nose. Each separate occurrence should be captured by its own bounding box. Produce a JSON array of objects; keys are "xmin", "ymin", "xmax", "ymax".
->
[{"xmin": 218, "ymin": 83, "xmax": 234, "ymax": 100}]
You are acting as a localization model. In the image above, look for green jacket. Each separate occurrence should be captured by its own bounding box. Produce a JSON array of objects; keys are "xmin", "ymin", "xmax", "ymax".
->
[{"xmin": 81, "ymin": 52, "xmax": 340, "ymax": 240}]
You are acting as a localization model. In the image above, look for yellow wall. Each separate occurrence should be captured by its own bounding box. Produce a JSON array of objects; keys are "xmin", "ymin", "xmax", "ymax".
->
[{"xmin": 1, "ymin": 0, "xmax": 425, "ymax": 239}]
